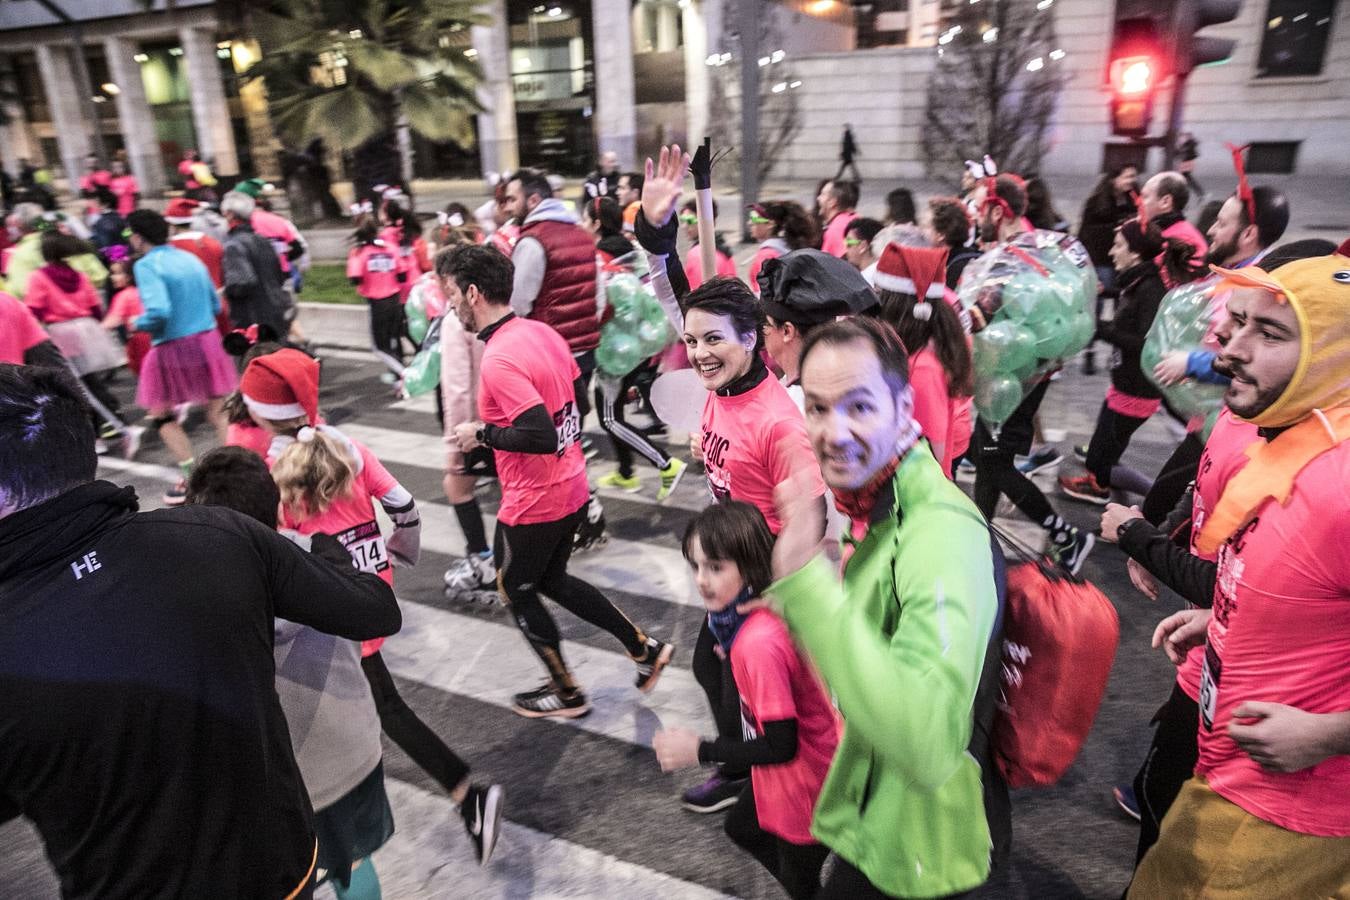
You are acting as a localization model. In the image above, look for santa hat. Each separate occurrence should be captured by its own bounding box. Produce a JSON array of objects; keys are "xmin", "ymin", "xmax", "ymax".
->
[
  {"xmin": 241, "ymin": 348, "xmax": 320, "ymax": 425},
  {"xmin": 163, "ymin": 197, "xmax": 199, "ymax": 225},
  {"xmin": 873, "ymin": 243, "xmax": 949, "ymax": 320}
]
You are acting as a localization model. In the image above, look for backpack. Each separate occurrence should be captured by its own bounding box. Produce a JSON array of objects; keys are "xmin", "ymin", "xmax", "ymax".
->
[{"xmin": 991, "ymin": 527, "xmax": 1119, "ymax": 788}]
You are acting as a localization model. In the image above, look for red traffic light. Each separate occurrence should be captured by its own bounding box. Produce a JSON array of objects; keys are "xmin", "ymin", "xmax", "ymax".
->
[{"xmin": 1111, "ymin": 56, "xmax": 1155, "ymax": 96}]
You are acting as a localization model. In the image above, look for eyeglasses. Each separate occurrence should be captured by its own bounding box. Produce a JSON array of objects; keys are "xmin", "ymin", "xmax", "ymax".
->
[{"xmin": 678, "ymin": 214, "xmax": 698, "ymax": 225}]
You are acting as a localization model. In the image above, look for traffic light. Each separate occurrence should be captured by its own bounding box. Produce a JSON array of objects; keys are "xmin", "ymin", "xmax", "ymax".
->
[
  {"xmin": 1106, "ymin": 15, "xmax": 1161, "ymax": 136},
  {"xmin": 1171, "ymin": 0, "xmax": 1242, "ymax": 74}
]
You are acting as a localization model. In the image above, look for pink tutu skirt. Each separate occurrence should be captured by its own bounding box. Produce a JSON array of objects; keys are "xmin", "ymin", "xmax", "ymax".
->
[{"xmin": 136, "ymin": 329, "xmax": 238, "ymax": 411}]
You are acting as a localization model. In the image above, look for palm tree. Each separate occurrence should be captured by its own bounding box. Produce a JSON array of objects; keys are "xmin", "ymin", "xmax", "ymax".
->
[{"xmin": 240, "ymin": 0, "xmax": 487, "ymax": 191}]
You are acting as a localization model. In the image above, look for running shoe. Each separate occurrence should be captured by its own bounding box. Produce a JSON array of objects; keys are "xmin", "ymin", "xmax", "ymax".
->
[
  {"xmin": 379, "ymin": 371, "xmax": 399, "ymax": 384},
  {"xmin": 1049, "ymin": 526, "xmax": 1095, "ymax": 577},
  {"xmin": 957, "ymin": 457, "xmax": 977, "ymax": 475},
  {"xmin": 1073, "ymin": 443, "xmax": 1089, "ymax": 460},
  {"xmin": 580, "ymin": 434, "xmax": 599, "ymax": 460},
  {"xmin": 1112, "ymin": 784, "xmax": 1141, "ymax": 822},
  {"xmin": 98, "ymin": 422, "xmax": 121, "ymax": 441},
  {"xmin": 597, "ymin": 470, "xmax": 642, "ymax": 493},
  {"xmin": 656, "ymin": 457, "xmax": 687, "ymax": 503},
  {"xmin": 444, "ymin": 551, "xmax": 497, "ymax": 594},
  {"xmin": 460, "ymin": 783, "xmax": 505, "ymax": 866},
  {"xmin": 1060, "ymin": 472, "xmax": 1111, "ymax": 505},
  {"xmin": 1016, "ymin": 446, "xmax": 1063, "ymax": 476},
  {"xmin": 681, "ymin": 773, "xmax": 747, "ymax": 814},
  {"xmin": 512, "ymin": 683, "xmax": 591, "ymax": 719},
  {"xmin": 121, "ymin": 425, "xmax": 145, "ymax": 461},
  {"xmin": 162, "ymin": 479, "xmax": 188, "ymax": 507},
  {"xmin": 633, "ymin": 638, "xmax": 674, "ymax": 693},
  {"xmin": 573, "ymin": 498, "xmax": 607, "ymax": 552}
]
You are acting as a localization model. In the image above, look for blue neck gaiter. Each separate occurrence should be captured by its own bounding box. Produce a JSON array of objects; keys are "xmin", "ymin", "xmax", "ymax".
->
[{"xmin": 707, "ymin": 586, "xmax": 756, "ymax": 652}]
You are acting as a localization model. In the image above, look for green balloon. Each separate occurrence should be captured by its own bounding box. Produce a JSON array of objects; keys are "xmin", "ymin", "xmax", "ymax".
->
[
  {"xmin": 405, "ymin": 301, "xmax": 430, "ymax": 346},
  {"xmin": 975, "ymin": 374, "xmax": 1024, "ymax": 426},
  {"xmin": 974, "ymin": 320, "xmax": 1036, "ymax": 377},
  {"xmin": 1034, "ymin": 317, "xmax": 1072, "ymax": 360},
  {"xmin": 597, "ymin": 322, "xmax": 644, "ymax": 377},
  {"xmin": 401, "ymin": 347, "xmax": 440, "ymax": 396},
  {"xmin": 636, "ymin": 317, "xmax": 670, "ymax": 357},
  {"xmin": 607, "ymin": 274, "xmax": 643, "ymax": 324}
]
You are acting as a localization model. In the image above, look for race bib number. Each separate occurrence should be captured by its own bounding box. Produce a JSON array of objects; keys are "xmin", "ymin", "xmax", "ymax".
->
[
  {"xmin": 335, "ymin": 520, "xmax": 390, "ymax": 576},
  {"xmin": 1199, "ymin": 642, "xmax": 1222, "ymax": 731},
  {"xmin": 367, "ymin": 254, "xmax": 397, "ymax": 274},
  {"xmin": 553, "ymin": 401, "xmax": 580, "ymax": 457}
]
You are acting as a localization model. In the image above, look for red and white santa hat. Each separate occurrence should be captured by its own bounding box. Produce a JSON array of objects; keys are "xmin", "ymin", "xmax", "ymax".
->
[
  {"xmin": 873, "ymin": 243, "xmax": 950, "ymax": 320},
  {"xmin": 241, "ymin": 348, "xmax": 320, "ymax": 425},
  {"xmin": 163, "ymin": 197, "xmax": 199, "ymax": 225}
]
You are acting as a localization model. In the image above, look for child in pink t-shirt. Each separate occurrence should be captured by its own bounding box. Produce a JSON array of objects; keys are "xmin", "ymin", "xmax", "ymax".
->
[
  {"xmin": 103, "ymin": 259, "xmax": 150, "ymax": 375},
  {"xmin": 655, "ymin": 501, "xmax": 840, "ymax": 900},
  {"xmin": 347, "ymin": 216, "xmax": 408, "ymax": 378}
]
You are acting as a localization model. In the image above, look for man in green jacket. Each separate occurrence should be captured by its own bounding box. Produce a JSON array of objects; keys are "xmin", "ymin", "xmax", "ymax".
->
[{"xmin": 768, "ymin": 316, "xmax": 1001, "ymax": 898}]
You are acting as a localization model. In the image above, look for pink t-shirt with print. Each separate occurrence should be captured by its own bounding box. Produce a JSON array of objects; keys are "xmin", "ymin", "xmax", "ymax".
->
[
  {"xmin": 1195, "ymin": 428, "xmax": 1350, "ymax": 836},
  {"xmin": 347, "ymin": 243, "xmax": 403, "ymax": 300},
  {"xmin": 730, "ymin": 608, "xmax": 841, "ymax": 845},
  {"xmin": 275, "ymin": 438, "xmax": 399, "ymax": 656},
  {"xmin": 1179, "ymin": 410, "xmax": 1259, "ymax": 699},
  {"xmin": 478, "ymin": 315, "xmax": 589, "ymax": 526},
  {"xmin": 700, "ymin": 373, "xmax": 825, "ymax": 535}
]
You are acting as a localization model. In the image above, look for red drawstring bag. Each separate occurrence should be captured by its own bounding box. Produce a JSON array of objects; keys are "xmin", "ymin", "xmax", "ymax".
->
[{"xmin": 991, "ymin": 535, "xmax": 1119, "ymax": 788}]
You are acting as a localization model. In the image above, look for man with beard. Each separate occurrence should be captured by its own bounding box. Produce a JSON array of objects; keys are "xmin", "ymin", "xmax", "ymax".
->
[
  {"xmin": 1142, "ymin": 185, "xmax": 1289, "ymax": 523},
  {"xmin": 1127, "ymin": 250, "xmax": 1350, "ymax": 898}
]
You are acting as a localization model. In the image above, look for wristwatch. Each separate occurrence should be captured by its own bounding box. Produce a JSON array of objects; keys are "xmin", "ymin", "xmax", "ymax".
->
[{"xmin": 475, "ymin": 426, "xmax": 489, "ymax": 448}]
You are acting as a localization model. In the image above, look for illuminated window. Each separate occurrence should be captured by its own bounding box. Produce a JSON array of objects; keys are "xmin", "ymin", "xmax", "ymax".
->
[{"xmin": 1256, "ymin": 0, "xmax": 1336, "ymax": 77}]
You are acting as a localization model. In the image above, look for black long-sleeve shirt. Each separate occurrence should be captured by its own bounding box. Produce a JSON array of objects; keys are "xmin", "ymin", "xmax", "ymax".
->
[
  {"xmin": 1117, "ymin": 484, "xmax": 1217, "ymax": 607},
  {"xmin": 0, "ymin": 481, "xmax": 400, "ymax": 899}
]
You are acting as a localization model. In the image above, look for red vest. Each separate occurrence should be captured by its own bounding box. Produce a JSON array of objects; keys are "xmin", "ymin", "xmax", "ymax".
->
[{"xmin": 519, "ymin": 218, "xmax": 599, "ymax": 354}]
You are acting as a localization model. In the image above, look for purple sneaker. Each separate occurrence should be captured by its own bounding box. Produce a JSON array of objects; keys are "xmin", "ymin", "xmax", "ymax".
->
[{"xmin": 680, "ymin": 773, "xmax": 746, "ymax": 813}]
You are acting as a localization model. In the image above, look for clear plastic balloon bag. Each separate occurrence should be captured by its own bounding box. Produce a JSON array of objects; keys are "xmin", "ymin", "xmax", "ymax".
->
[
  {"xmin": 598, "ymin": 249, "xmax": 673, "ymax": 378},
  {"xmin": 1141, "ymin": 275, "xmax": 1229, "ymax": 439},
  {"xmin": 400, "ymin": 315, "xmax": 443, "ymax": 398},
  {"xmin": 958, "ymin": 230, "xmax": 1098, "ymax": 425}
]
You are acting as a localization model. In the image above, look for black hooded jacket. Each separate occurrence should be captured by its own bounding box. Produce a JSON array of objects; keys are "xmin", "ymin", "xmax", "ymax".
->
[{"xmin": 0, "ymin": 482, "xmax": 400, "ymax": 899}]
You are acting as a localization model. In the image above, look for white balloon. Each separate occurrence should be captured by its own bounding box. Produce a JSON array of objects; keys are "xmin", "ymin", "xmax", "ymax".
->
[{"xmin": 650, "ymin": 369, "xmax": 708, "ymax": 433}]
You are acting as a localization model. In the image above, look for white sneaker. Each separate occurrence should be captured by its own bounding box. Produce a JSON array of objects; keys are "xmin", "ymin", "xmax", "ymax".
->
[
  {"xmin": 121, "ymin": 425, "xmax": 146, "ymax": 460},
  {"xmin": 444, "ymin": 552, "xmax": 497, "ymax": 595}
]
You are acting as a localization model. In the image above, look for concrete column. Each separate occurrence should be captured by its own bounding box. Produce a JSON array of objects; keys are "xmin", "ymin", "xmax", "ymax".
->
[
  {"xmin": 178, "ymin": 25, "xmax": 239, "ymax": 176},
  {"xmin": 656, "ymin": 2, "xmax": 681, "ymax": 52},
  {"xmin": 683, "ymin": 0, "xmax": 711, "ymax": 148},
  {"xmin": 0, "ymin": 92, "xmax": 38, "ymax": 175},
  {"xmin": 102, "ymin": 36, "xmax": 166, "ymax": 196},
  {"xmin": 591, "ymin": 0, "xmax": 637, "ymax": 165},
  {"xmin": 472, "ymin": 0, "xmax": 519, "ymax": 178},
  {"xmin": 34, "ymin": 43, "xmax": 92, "ymax": 184}
]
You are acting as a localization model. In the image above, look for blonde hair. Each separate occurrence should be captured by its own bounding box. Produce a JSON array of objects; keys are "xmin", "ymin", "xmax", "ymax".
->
[{"xmin": 265, "ymin": 417, "xmax": 358, "ymax": 519}]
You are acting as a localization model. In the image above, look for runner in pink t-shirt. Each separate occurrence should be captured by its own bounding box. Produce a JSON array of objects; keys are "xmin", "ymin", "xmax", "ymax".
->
[
  {"xmin": 108, "ymin": 161, "xmax": 139, "ymax": 217},
  {"xmin": 445, "ymin": 245, "xmax": 673, "ymax": 719},
  {"xmin": 348, "ymin": 218, "xmax": 409, "ymax": 376},
  {"xmin": 655, "ymin": 501, "xmax": 839, "ymax": 898}
]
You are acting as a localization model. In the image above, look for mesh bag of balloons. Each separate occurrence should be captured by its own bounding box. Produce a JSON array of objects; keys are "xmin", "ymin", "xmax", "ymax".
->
[
  {"xmin": 1141, "ymin": 275, "xmax": 1229, "ymax": 439},
  {"xmin": 958, "ymin": 230, "xmax": 1099, "ymax": 425},
  {"xmin": 400, "ymin": 276, "xmax": 448, "ymax": 398},
  {"xmin": 596, "ymin": 249, "xmax": 675, "ymax": 379}
]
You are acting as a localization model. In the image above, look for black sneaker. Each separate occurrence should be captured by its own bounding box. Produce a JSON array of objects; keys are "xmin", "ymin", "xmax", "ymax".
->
[
  {"xmin": 512, "ymin": 683, "xmax": 591, "ymax": 719},
  {"xmin": 680, "ymin": 773, "xmax": 747, "ymax": 813},
  {"xmin": 633, "ymin": 638, "xmax": 674, "ymax": 693},
  {"xmin": 1015, "ymin": 446, "xmax": 1064, "ymax": 476},
  {"xmin": 460, "ymin": 783, "xmax": 505, "ymax": 866},
  {"xmin": 1049, "ymin": 526, "xmax": 1095, "ymax": 577},
  {"xmin": 573, "ymin": 503, "xmax": 607, "ymax": 552}
]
